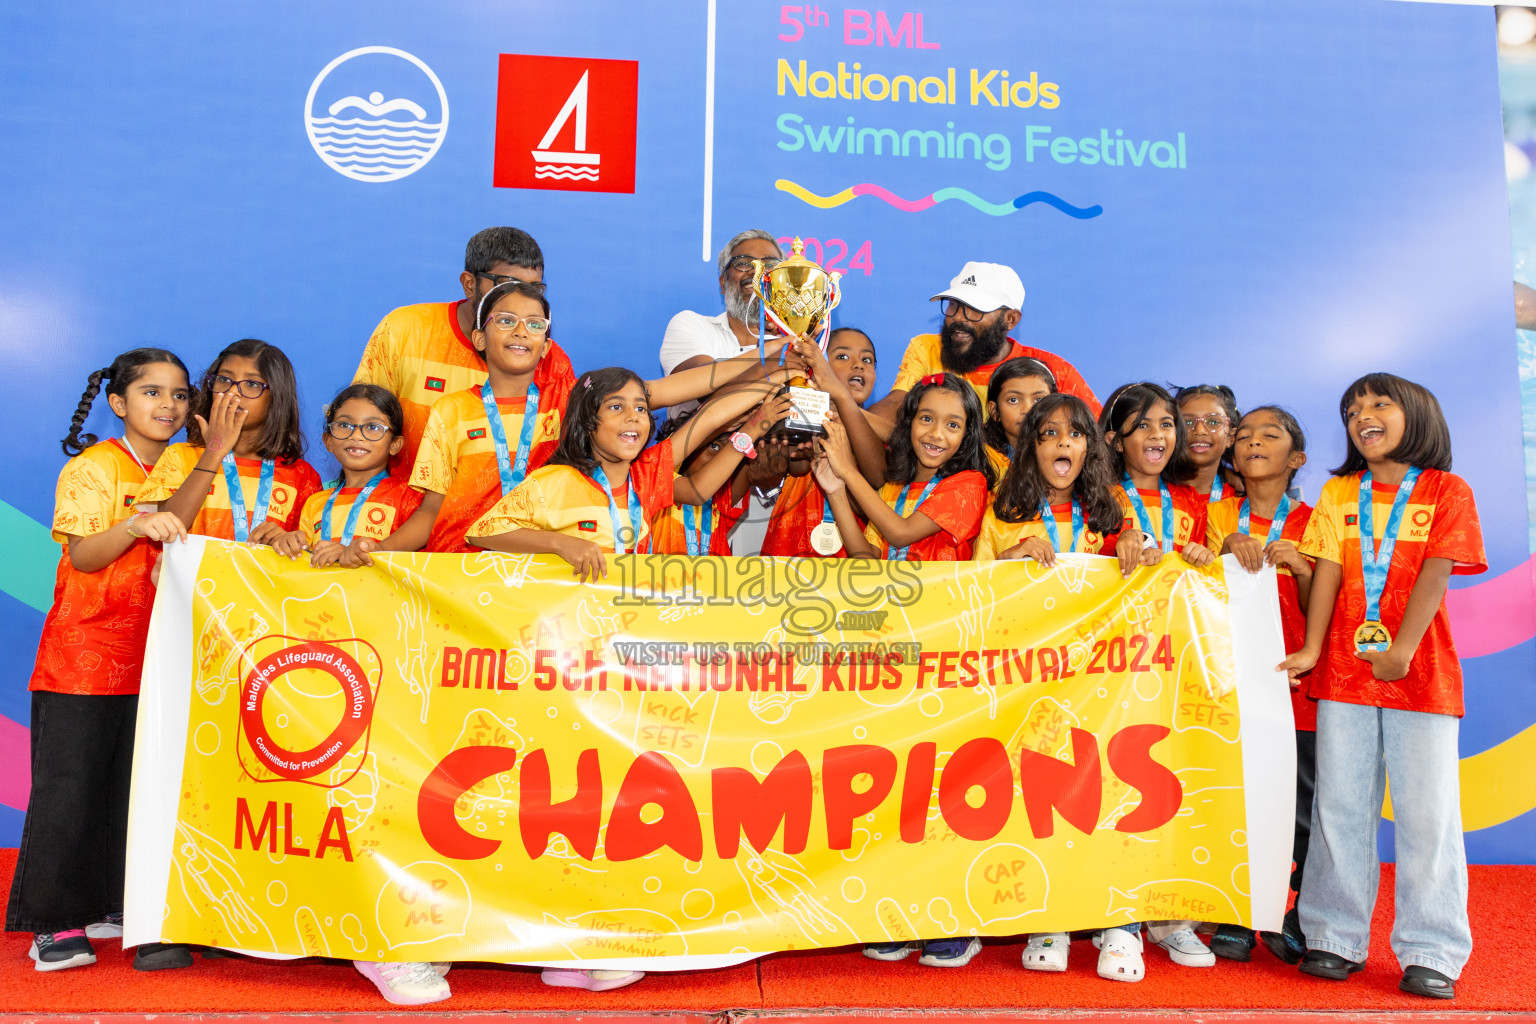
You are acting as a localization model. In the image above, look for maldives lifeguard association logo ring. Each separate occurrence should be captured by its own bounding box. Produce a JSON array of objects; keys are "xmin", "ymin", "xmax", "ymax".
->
[{"xmin": 237, "ymin": 637, "xmax": 379, "ymax": 786}]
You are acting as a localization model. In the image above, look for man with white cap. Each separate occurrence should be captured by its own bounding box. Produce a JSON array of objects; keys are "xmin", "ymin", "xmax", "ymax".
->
[{"xmin": 869, "ymin": 261, "xmax": 1098, "ymax": 425}]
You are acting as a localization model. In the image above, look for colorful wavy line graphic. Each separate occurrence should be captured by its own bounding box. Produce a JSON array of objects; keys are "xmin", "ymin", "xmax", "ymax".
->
[{"xmin": 775, "ymin": 179, "xmax": 1103, "ymax": 218}]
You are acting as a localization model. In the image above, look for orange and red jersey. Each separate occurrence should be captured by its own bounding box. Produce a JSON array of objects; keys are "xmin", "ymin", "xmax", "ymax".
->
[
  {"xmin": 860, "ymin": 470, "xmax": 989, "ymax": 561},
  {"xmin": 761, "ymin": 472, "xmax": 849, "ymax": 558},
  {"xmin": 352, "ymin": 300, "xmax": 576, "ymax": 476},
  {"xmin": 137, "ymin": 443, "xmax": 320, "ymax": 540},
  {"xmin": 469, "ymin": 441, "xmax": 679, "ymax": 553},
  {"xmin": 1105, "ymin": 481, "xmax": 1208, "ymax": 553},
  {"xmin": 1299, "ymin": 470, "xmax": 1485, "ymax": 717},
  {"xmin": 31, "ymin": 439, "xmax": 158, "ymax": 696},
  {"xmin": 891, "ymin": 334, "xmax": 1101, "ymax": 418},
  {"xmin": 974, "ymin": 502, "xmax": 1108, "ymax": 560},
  {"xmin": 296, "ymin": 476, "xmax": 424, "ymax": 548},
  {"xmin": 650, "ymin": 486, "xmax": 738, "ymax": 557},
  {"xmin": 1208, "ymin": 494, "xmax": 1317, "ymax": 729},
  {"xmin": 410, "ymin": 388, "xmax": 563, "ymax": 553}
]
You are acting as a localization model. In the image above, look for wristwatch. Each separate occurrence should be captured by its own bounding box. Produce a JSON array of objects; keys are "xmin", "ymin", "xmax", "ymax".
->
[{"xmin": 730, "ymin": 432, "xmax": 757, "ymax": 459}]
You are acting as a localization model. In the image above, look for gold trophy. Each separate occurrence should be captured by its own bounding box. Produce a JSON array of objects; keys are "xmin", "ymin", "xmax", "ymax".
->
[{"xmin": 751, "ymin": 237, "xmax": 842, "ymax": 441}]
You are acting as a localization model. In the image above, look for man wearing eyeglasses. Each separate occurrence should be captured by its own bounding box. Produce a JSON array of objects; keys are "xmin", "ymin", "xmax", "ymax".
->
[
  {"xmin": 869, "ymin": 261, "xmax": 1100, "ymax": 430},
  {"xmin": 659, "ymin": 229, "xmax": 784, "ymax": 381},
  {"xmin": 354, "ymin": 226, "xmax": 561, "ymax": 475}
]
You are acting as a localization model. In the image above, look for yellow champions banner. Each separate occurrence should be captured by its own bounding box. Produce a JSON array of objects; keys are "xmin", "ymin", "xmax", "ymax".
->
[{"xmin": 125, "ymin": 538, "xmax": 1295, "ymax": 969}]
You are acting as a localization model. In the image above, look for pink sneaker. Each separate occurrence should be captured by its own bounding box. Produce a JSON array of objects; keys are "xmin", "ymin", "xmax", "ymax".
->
[
  {"xmin": 353, "ymin": 960, "xmax": 451, "ymax": 1005},
  {"xmin": 540, "ymin": 967, "xmax": 645, "ymax": 991}
]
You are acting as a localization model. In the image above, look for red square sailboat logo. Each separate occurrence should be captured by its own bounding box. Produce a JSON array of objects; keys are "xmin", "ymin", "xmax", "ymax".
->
[{"xmin": 493, "ymin": 54, "xmax": 638, "ymax": 194}]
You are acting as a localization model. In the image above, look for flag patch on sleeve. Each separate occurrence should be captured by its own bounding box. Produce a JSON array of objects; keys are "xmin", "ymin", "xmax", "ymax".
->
[
  {"xmin": 425, "ymin": 377, "xmax": 446, "ymax": 392},
  {"xmin": 467, "ymin": 428, "xmax": 486, "ymax": 440},
  {"xmin": 579, "ymin": 520, "xmax": 598, "ymax": 532},
  {"xmin": 1346, "ymin": 514, "xmax": 1358, "ymax": 525}
]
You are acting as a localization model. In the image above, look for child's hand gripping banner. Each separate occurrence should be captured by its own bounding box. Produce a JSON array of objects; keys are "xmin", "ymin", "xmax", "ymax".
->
[{"xmin": 125, "ymin": 539, "xmax": 1296, "ymax": 969}]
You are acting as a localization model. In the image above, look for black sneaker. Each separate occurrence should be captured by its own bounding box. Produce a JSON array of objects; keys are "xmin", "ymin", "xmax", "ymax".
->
[
  {"xmin": 1259, "ymin": 907, "xmax": 1307, "ymax": 965},
  {"xmin": 1298, "ymin": 948, "xmax": 1364, "ymax": 980},
  {"xmin": 1400, "ymin": 965, "xmax": 1455, "ymax": 1000},
  {"xmin": 134, "ymin": 942, "xmax": 195, "ymax": 971},
  {"xmin": 1209, "ymin": 923, "xmax": 1254, "ymax": 962},
  {"xmin": 30, "ymin": 929, "xmax": 96, "ymax": 971}
]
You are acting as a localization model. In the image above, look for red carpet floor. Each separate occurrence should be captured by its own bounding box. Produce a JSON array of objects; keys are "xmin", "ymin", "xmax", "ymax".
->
[{"xmin": 0, "ymin": 848, "xmax": 1529, "ymax": 1015}]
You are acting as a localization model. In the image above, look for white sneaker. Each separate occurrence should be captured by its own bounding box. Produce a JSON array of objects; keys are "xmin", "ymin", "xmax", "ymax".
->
[
  {"xmin": 430, "ymin": 962, "xmax": 452, "ymax": 977},
  {"xmin": 1156, "ymin": 927, "xmax": 1215, "ymax": 967},
  {"xmin": 1097, "ymin": 927, "xmax": 1145, "ymax": 982},
  {"xmin": 1022, "ymin": 932, "xmax": 1069, "ymax": 972},
  {"xmin": 353, "ymin": 960, "xmax": 452, "ymax": 1005},
  {"xmin": 541, "ymin": 968, "xmax": 645, "ymax": 991}
]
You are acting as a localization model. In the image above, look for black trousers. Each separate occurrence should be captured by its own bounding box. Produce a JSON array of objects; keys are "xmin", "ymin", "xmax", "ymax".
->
[
  {"xmin": 5, "ymin": 690, "xmax": 137, "ymax": 933},
  {"xmin": 1292, "ymin": 727, "xmax": 1317, "ymax": 894}
]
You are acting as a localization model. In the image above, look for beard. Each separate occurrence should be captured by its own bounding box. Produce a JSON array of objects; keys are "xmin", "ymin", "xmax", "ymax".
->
[
  {"xmin": 723, "ymin": 282, "xmax": 763, "ymax": 330},
  {"xmin": 939, "ymin": 315, "xmax": 1012, "ymax": 374}
]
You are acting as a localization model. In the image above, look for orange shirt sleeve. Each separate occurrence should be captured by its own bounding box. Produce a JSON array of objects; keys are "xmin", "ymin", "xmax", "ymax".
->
[
  {"xmin": 135, "ymin": 443, "xmax": 198, "ymax": 507},
  {"xmin": 353, "ymin": 311, "xmax": 402, "ymax": 394},
  {"xmin": 52, "ymin": 450, "xmax": 121, "ymax": 542},
  {"xmin": 916, "ymin": 471, "xmax": 988, "ymax": 543},
  {"xmin": 1424, "ymin": 473, "xmax": 1486, "ymax": 575},
  {"xmin": 890, "ymin": 334, "xmax": 939, "ymax": 394},
  {"xmin": 411, "ymin": 400, "xmax": 459, "ymax": 494},
  {"xmin": 1299, "ymin": 476, "xmax": 1346, "ymax": 566}
]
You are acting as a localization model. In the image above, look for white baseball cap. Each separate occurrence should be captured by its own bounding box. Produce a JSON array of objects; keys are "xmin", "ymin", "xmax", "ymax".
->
[{"xmin": 930, "ymin": 261, "xmax": 1025, "ymax": 313}]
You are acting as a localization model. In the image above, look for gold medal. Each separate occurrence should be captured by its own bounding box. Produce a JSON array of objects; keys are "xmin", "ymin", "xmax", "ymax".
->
[
  {"xmin": 810, "ymin": 522, "xmax": 842, "ymax": 556},
  {"xmin": 1354, "ymin": 620, "xmax": 1392, "ymax": 653}
]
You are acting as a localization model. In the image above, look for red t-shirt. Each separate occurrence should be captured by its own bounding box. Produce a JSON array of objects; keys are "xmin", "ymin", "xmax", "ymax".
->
[
  {"xmin": 1299, "ymin": 470, "xmax": 1485, "ymax": 717},
  {"xmin": 1208, "ymin": 495, "xmax": 1317, "ymax": 729},
  {"xmin": 860, "ymin": 470, "xmax": 989, "ymax": 561}
]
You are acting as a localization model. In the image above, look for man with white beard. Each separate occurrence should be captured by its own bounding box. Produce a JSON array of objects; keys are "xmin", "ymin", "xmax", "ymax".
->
[{"xmin": 659, "ymin": 230, "xmax": 783, "ymax": 382}]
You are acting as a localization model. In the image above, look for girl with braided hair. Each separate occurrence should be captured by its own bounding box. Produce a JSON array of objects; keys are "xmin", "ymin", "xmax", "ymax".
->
[{"xmin": 8, "ymin": 349, "xmax": 192, "ymax": 972}]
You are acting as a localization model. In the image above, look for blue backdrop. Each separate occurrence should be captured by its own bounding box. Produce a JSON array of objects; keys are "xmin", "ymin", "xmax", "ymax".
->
[{"xmin": 1, "ymin": 0, "xmax": 1529, "ymax": 861}]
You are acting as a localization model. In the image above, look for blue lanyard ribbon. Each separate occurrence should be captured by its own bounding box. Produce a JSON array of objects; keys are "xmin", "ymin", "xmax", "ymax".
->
[
  {"xmin": 1209, "ymin": 476, "xmax": 1224, "ymax": 503},
  {"xmin": 888, "ymin": 477, "xmax": 940, "ymax": 561},
  {"xmin": 222, "ymin": 454, "xmax": 274, "ymax": 543},
  {"xmin": 1039, "ymin": 498, "xmax": 1083, "ymax": 554},
  {"xmin": 1358, "ymin": 468, "xmax": 1422, "ymax": 624},
  {"xmin": 1122, "ymin": 474, "xmax": 1175, "ymax": 553},
  {"xmin": 481, "ymin": 381, "xmax": 540, "ymax": 496},
  {"xmin": 1238, "ymin": 494, "xmax": 1291, "ymax": 547},
  {"xmin": 319, "ymin": 471, "xmax": 388, "ymax": 545},
  {"xmin": 589, "ymin": 466, "xmax": 646, "ymax": 554},
  {"xmin": 683, "ymin": 500, "xmax": 712, "ymax": 557}
]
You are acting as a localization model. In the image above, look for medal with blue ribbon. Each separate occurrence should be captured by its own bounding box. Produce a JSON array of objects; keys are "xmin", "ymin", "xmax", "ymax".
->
[
  {"xmin": 222, "ymin": 454, "xmax": 274, "ymax": 543},
  {"xmin": 481, "ymin": 381, "xmax": 540, "ymax": 496},
  {"xmin": 1209, "ymin": 476, "xmax": 1224, "ymax": 503},
  {"xmin": 319, "ymin": 471, "xmax": 388, "ymax": 546},
  {"xmin": 1238, "ymin": 494, "xmax": 1291, "ymax": 547},
  {"xmin": 1354, "ymin": 467, "xmax": 1421, "ymax": 653},
  {"xmin": 683, "ymin": 500, "xmax": 712, "ymax": 557},
  {"xmin": 590, "ymin": 466, "xmax": 646, "ymax": 554},
  {"xmin": 1121, "ymin": 474, "xmax": 1175, "ymax": 553},
  {"xmin": 1039, "ymin": 498, "xmax": 1083, "ymax": 554},
  {"xmin": 811, "ymin": 496, "xmax": 841, "ymax": 555},
  {"xmin": 888, "ymin": 476, "xmax": 940, "ymax": 561}
]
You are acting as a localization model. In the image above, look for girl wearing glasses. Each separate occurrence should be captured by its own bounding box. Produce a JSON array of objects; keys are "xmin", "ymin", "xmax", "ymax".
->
[
  {"xmin": 1175, "ymin": 384, "xmax": 1243, "ymax": 503},
  {"xmin": 271, "ymin": 385, "xmax": 425, "ymax": 570},
  {"xmin": 139, "ymin": 339, "xmax": 320, "ymax": 543}
]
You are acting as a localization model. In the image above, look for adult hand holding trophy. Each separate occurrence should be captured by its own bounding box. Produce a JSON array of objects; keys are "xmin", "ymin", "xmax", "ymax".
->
[{"xmin": 750, "ymin": 237, "xmax": 843, "ymax": 442}]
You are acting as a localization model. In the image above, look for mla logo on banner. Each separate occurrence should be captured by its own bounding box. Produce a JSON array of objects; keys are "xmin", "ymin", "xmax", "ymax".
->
[
  {"xmin": 236, "ymin": 636, "xmax": 380, "ymax": 786},
  {"xmin": 305, "ymin": 46, "xmax": 449, "ymax": 182},
  {"xmin": 493, "ymin": 53, "xmax": 638, "ymax": 194}
]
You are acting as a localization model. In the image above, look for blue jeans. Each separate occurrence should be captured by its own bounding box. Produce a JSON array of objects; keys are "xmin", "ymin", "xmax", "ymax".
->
[{"xmin": 1297, "ymin": 699, "xmax": 1470, "ymax": 978}]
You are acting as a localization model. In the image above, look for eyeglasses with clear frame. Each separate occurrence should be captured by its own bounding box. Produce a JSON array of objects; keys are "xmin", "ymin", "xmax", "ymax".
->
[
  {"xmin": 484, "ymin": 312, "xmax": 551, "ymax": 335},
  {"xmin": 477, "ymin": 272, "xmax": 547, "ymax": 295},
  {"xmin": 1182, "ymin": 415, "xmax": 1229, "ymax": 433},
  {"xmin": 726, "ymin": 255, "xmax": 781, "ymax": 274}
]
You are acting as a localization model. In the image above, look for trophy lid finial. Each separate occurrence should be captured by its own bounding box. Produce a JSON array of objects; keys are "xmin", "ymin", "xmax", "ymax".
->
[{"xmin": 790, "ymin": 237, "xmax": 805, "ymax": 257}]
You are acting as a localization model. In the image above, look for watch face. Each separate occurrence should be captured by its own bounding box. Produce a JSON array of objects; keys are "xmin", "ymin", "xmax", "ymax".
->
[{"xmin": 733, "ymin": 433, "xmax": 752, "ymax": 453}]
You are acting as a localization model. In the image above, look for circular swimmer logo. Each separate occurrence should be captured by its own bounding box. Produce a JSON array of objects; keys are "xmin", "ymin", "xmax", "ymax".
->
[
  {"xmin": 305, "ymin": 46, "xmax": 449, "ymax": 182},
  {"xmin": 239, "ymin": 640, "xmax": 377, "ymax": 782}
]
